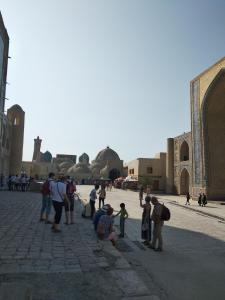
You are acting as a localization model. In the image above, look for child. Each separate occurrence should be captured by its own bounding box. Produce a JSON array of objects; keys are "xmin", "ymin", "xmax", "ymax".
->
[{"xmin": 114, "ymin": 203, "xmax": 128, "ymax": 238}]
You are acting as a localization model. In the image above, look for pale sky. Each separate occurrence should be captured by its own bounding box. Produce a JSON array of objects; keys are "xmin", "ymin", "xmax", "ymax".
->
[{"xmin": 1, "ymin": 0, "xmax": 225, "ymax": 163}]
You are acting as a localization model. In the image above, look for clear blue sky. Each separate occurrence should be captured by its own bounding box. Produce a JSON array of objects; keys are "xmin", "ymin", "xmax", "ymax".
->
[{"xmin": 1, "ymin": 0, "xmax": 225, "ymax": 163}]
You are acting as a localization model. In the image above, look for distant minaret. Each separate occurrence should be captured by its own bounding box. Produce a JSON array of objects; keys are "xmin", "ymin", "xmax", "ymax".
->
[{"xmin": 32, "ymin": 136, "xmax": 42, "ymax": 162}]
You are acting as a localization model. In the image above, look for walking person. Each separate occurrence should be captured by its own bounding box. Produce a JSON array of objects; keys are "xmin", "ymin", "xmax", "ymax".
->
[
  {"xmin": 185, "ymin": 192, "xmax": 191, "ymax": 205},
  {"xmin": 114, "ymin": 203, "xmax": 128, "ymax": 238},
  {"xmin": 202, "ymin": 193, "xmax": 207, "ymax": 207},
  {"xmin": 40, "ymin": 172, "xmax": 55, "ymax": 223},
  {"xmin": 98, "ymin": 184, "xmax": 106, "ymax": 209},
  {"xmin": 146, "ymin": 185, "xmax": 151, "ymax": 196},
  {"xmin": 50, "ymin": 174, "xmax": 69, "ymax": 232},
  {"xmin": 89, "ymin": 184, "xmax": 99, "ymax": 218},
  {"xmin": 64, "ymin": 176, "xmax": 76, "ymax": 225},
  {"xmin": 149, "ymin": 197, "xmax": 164, "ymax": 251},
  {"xmin": 198, "ymin": 193, "xmax": 202, "ymax": 206},
  {"xmin": 140, "ymin": 195, "xmax": 152, "ymax": 246}
]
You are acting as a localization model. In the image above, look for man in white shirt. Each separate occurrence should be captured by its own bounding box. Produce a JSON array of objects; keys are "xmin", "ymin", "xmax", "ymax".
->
[{"xmin": 50, "ymin": 175, "xmax": 69, "ymax": 232}]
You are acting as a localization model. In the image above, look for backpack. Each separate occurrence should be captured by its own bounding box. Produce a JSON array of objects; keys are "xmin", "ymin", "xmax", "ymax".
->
[
  {"xmin": 81, "ymin": 203, "xmax": 91, "ymax": 218},
  {"xmin": 161, "ymin": 204, "xmax": 171, "ymax": 221},
  {"xmin": 67, "ymin": 182, "xmax": 75, "ymax": 195},
  {"xmin": 41, "ymin": 180, "xmax": 50, "ymax": 196}
]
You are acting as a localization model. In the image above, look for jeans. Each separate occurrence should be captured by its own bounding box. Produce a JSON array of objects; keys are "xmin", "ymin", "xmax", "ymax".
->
[
  {"xmin": 41, "ymin": 195, "xmax": 52, "ymax": 216},
  {"xmin": 120, "ymin": 218, "xmax": 125, "ymax": 237},
  {"xmin": 99, "ymin": 197, "xmax": 105, "ymax": 209},
  {"xmin": 52, "ymin": 201, "xmax": 63, "ymax": 224}
]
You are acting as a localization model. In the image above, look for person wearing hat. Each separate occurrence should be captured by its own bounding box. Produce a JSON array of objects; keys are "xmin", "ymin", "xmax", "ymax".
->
[
  {"xmin": 50, "ymin": 174, "xmax": 69, "ymax": 232},
  {"xmin": 93, "ymin": 204, "xmax": 111, "ymax": 231}
]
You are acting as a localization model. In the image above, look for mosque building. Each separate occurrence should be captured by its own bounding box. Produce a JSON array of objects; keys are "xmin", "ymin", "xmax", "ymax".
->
[{"xmin": 0, "ymin": 12, "xmax": 25, "ymax": 183}]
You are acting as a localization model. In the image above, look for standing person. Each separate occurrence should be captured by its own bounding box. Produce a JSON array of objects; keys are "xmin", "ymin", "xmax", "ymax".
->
[
  {"xmin": 50, "ymin": 174, "xmax": 69, "ymax": 232},
  {"xmin": 150, "ymin": 197, "xmax": 163, "ymax": 252},
  {"xmin": 8, "ymin": 175, "xmax": 12, "ymax": 191},
  {"xmin": 140, "ymin": 196, "xmax": 152, "ymax": 246},
  {"xmin": 98, "ymin": 184, "xmax": 106, "ymax": 209},
  {"xmin": 185, "ymin": 192, "xmax": 191, "ymax": 205},
  {"xmin": 202, "ymin": 193, "xmax": 207, "ymax": 207},
  {"xmin": 65, "ymin": 176, "xmax": 76, "ymax": 225},
  {"xmin": 89, "ymin": 184, "xmax": 99, "ymax": 218},
  {"xmin": 139, "ymin": 185, "xmax": 144, "ymax": 201},
  {"xmin": 21, "ymin": 175, "xmax": 27, "ymax": 192},
  {"xmin": 146, "ymin": 185, "xmax": 151, "ymax": 196},
  {"xmin": 40, "ymin": 172, "xmax": 55, "ymax": 223},
  {"xmin": 198, "ymin": 193, "xmax": 202, "ymax": 206},
  {"xmin": 114, "ymin": 203, "xmax": 128, "ymax": 238}
]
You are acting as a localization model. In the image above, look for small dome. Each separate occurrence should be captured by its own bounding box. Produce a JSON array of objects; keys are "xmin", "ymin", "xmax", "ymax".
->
[
  {"xmin": 42, "ymin": 151, "xmax": 52, "ymax": 163},
  {"xmin": 95, "ymin": 146, "xmax": 120, "ymax": 162},
  {"xmin": 67, "ymin": 163, "xmax": 92, "ymax": 179},
  {"xmin": 59, "ymin": 161, "xmax": 74, "ymax": 170},
  {"xmin": 79, "ymin": 153, "xmax": 89, "ymax": 164}
]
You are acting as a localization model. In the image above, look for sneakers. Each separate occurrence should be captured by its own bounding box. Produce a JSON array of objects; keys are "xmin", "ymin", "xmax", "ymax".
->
[{"xmin": 154, "ymin": 247, "xmax": 163, "ymax": 252}]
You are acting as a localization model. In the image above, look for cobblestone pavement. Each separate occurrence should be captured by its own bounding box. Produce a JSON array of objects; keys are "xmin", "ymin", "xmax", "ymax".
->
[
  {"xmin": 0, "ymin": 191, "xmax": 162, "ymax": 300},
  {"xmin": 79, "ymin": 186, "xmax": 225, "ymax": 300}
]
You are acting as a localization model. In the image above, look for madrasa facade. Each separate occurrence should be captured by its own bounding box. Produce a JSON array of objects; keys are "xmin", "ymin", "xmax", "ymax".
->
[{"xmin": 126, "ymin": 57, "xmax": 225, "ymax": 200}]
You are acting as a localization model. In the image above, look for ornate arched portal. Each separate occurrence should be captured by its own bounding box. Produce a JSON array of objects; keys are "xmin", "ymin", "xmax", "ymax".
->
[
  {"xmin": 202, "ymin": 69, "xmax": 225, "ymax": 199},
  {"xmin": 180, "ymin": 168, "xmax": 189, "ymax": 195}
]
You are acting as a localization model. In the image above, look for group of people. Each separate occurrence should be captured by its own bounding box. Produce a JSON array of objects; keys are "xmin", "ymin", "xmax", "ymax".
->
[
  {"xmin": 185, "ymin": 192, "xmax": 207, "ymax": 207},
  {"xmin": 40, "ymin": 172, "xmax": 76, "ymax": 232},
  {"xmin": 140, "ymin": 194, "xmax": 164, "ymax": 252},
  {"xmin": 7, "ymin": 174, "xmax": 31, "ymax": 192},
  {"xmin": 198, "ymin": 192, "xmax": 207, "ymax": 207},
  {"xmin": 88, "ymin": 184, "xmax": 164, "ymax": 252}
]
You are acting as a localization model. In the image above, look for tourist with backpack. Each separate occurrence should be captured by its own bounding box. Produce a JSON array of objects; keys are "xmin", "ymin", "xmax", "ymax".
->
[
  {"xmin": 64, "ymin": 176, "xmax": 76, "ymax": 225},
  {"xmin": 40, "ymin": 172, "xmax": 55, "ymax": 223},
  {"xmin": 149, "ymin": 196, "xmax": 164, "ymax": 252}
]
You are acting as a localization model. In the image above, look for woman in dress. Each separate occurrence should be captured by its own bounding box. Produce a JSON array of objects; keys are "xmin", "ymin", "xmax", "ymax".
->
[{"xmin": 140, "ymin": 195, "xmax": 152, "ymax": 246}]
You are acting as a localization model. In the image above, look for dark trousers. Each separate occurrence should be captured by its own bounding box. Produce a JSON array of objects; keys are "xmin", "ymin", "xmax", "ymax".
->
[
  {"xmin": 99, "ymin": 197, "xmax": 105, "ymax": 209},
  {"xmin": 52, "ymin": 201, "xmax": 63, "ymax": 224},
  {"xmin": 120, "ymin": 218, "xmax": 125, "ymax": 237},
  {"xmin": 90, "ymin": 200, "xmax": 95, "ymax": 218}
]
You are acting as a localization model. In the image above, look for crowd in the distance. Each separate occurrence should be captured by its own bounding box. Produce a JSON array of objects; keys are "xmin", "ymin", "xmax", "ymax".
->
[{"xmin": 7, "ymin": 174, "xmax": 31, "ymax": 192}]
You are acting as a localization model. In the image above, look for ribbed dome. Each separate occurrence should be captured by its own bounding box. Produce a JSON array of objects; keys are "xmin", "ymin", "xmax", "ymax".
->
[
  {"xmin": 67, "ymin": 163, "xmax": 92, "ymax": 178},
  {"xmin": 95, "ymin": 147, "xmax": 120, "ymax": 162},
  {"xmin": 59, "ymin": 161, "xmax": 74, "ymax": 170}
]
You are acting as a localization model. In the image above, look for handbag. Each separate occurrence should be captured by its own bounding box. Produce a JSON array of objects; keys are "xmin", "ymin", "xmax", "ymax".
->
[{"xmin": 57, "ymin": 182, "xmax": 66, "ymax": 206}]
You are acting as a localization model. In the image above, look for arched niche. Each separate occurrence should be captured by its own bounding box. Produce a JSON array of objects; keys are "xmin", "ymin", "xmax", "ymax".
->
[
  {"xmin": 180, "ymin": 141, "xmax": 189, "ymax": 161},
  {"xmin": 180, "ymin": 168, "xmax": 190, "ymax": 195}
]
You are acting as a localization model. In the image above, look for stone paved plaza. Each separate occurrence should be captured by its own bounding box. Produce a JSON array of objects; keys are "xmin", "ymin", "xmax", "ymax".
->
[
  {"xmin": 0, "ymin": 187, "xmax": 225, "ymax": 300},
  {"xmin": 79, "ymin": 186, "xmax": 225, "ymax": 300},
  {"xmin": 0, "ymin": 190, "xmax": 160, "ymax": 300}
]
